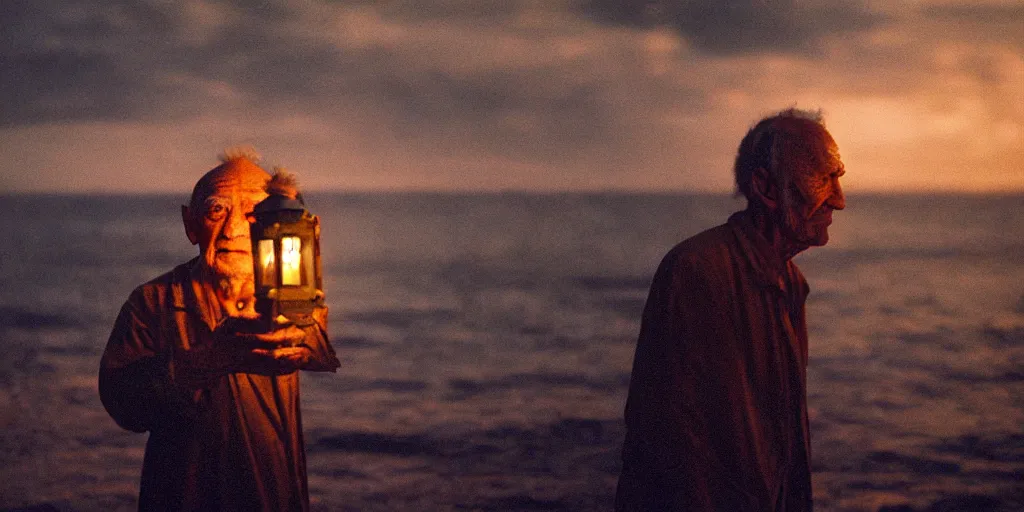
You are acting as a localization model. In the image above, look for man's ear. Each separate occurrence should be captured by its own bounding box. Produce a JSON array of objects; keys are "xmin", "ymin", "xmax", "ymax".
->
[
  {"xmin": 181, "ymin": 205, "xmax": 199, "ymax": 245},
  {"xmin": 749, "ymin": 167, "xmax": 779, "ymax": 211}
]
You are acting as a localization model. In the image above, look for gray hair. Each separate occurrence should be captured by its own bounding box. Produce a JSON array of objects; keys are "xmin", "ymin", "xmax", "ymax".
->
[
  {"xmin": 219, "ymin": 144, "xmax": 261, "ymax": 164},
  {"xmin": 733, "ymin": 107, "xmax": 825, "ymax": 204}
]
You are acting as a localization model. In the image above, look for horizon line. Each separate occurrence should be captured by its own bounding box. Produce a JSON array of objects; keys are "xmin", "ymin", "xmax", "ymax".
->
[{"xmin": 3, "ymin": 188, "xmax": 1023, "ymax": 197}]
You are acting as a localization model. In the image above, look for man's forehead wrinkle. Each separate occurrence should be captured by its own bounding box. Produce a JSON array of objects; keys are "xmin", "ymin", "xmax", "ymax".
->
[
  {"xmin": 206, "ymin": 173, "xmax": 269, "ymax": 190},
  {"xmin": 190, "ymin": 175, "xmax": 268, "ymax": 217},
  {"xmin": 200, "ymin": 188, "xmax": 266, "ymax": 209},
  {"xmin": 204, "ymin": 195, "xmax": 230, "ymax": 205}
]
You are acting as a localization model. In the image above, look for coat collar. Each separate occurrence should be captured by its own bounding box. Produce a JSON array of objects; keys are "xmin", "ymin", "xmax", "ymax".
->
[
  {"xmin": 727, "ymin": 210, "xmax": 802, "ymax": 295},
  {"xmin": 169, "ymin": 257, "xmax": 222, "ymax": 332}
]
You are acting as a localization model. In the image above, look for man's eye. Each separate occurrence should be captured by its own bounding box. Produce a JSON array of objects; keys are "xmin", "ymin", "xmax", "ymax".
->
[{"xmin": 206, "ymin": 204, "xmax": 227, "ymax": 220}]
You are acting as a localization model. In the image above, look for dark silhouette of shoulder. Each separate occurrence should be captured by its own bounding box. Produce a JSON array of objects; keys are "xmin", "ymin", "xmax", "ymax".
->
[
  {"xmin": 123, "ymin": 258, "xmax": 198, "ymax": 318},
  {"xmin": 654, "ymin": 223, "xmax": 741, "ymax": 291}
]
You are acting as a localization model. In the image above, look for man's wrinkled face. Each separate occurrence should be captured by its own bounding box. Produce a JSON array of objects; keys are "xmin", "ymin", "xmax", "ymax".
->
[
  {"xmin": 184, "ymin": 160, "xmax": 269, "ymax": 278},
  {"xmin": 779, "ymin": 127, "xmax": 847, "ymax": 247}
]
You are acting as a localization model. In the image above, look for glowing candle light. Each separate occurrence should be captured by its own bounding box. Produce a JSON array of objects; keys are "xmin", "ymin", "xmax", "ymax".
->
[
  {"xmin": 281, "ymin": 236, "xmax": 302, "ymax": 286},
  {"xmin": 258, "ymin": 239, "xmax": 276, "ymax": 286}
]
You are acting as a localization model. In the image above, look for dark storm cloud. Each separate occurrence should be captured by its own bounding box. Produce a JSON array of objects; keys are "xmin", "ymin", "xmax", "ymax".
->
[
  {"xmin": 0, "ymin": 0, "xmax": 879, "ymax": 135},
  {"xmin": 0, "ymin": 1, "xmax": 169, "ymax": 124},
  {"xmin": 0, "ymin": 0, "xmax": 704, "ymax": 165},
  {"xmin": 0, "ymin": 0, "xmax": 347, "ymax": 125},
  {"xmin": 1, "ymin": 0, "xmax": 554, "ymax": 127},
  {"xmin": 359, "ymin": 0, "xmax": 526, "ymax": 24},
  {"xmin": 581, "ymin": 0, "xmax": 884, "ymax": 55},
  {"xmin": 0, "ymin": 3, "xmax": 539, "ymax": 121}
]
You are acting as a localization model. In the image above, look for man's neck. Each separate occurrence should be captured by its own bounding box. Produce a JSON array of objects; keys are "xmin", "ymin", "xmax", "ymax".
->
[
  {"xmin": 192, "ymin": 263, "xmax": 255, "ymax": 317},
  {"xmin": 746, "ymin": 206, "xmax": 807, "ymax": 263}
]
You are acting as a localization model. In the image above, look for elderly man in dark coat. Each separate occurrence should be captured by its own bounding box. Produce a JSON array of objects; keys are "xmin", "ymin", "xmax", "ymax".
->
[
  {"xmin": 99, "ymin": 151, "xmax": 340, "ymax": 511},
  {"xmin": 616, "ymin": 109, "xmax": 847, "ymax": 511}
]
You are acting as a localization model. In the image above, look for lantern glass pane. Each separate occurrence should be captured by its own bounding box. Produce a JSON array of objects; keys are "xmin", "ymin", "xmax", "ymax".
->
[
  {"xmin": 281, "ymin": 236, "xmax": 302, "ymax": 286},
  {"xmin": 258, "ymin": 239, "xmax": 276, "ymax": 286}
]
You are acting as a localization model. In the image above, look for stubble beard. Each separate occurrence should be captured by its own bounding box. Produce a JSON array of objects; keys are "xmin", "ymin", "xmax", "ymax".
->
[
  {"xmin": 778, "ymin": 192, "xmax": 825, "ymax": 249},
  {"xmin": 208, "ymin": 250, "xmax": 254, "ymax": 279},
  {"xmin": 203, "ymin": 253, "xmax": 256, "ymax": 293},
  {"xmin": 783, "ymin": 210, "xmax": 827, "ymax": 247},
  {"xmin": 213, "ymin": 266, "xmax": 256, "ymax": 316}
]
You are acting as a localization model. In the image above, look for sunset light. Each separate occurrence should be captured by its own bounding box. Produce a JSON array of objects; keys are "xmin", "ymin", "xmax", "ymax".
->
[{"xmin": 0, "ymin": 1, "xmax": 1020, "ymax": 194}]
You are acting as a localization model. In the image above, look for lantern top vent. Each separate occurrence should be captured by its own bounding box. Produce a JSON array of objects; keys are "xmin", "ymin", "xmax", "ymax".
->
[{"xmin": 253, "ymin": 194, "xmax": 306, "ymax": 214}]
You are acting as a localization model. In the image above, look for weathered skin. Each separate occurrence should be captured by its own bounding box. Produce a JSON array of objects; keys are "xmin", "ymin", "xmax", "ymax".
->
[{"xmin": 756, "ymin": 119, "xmax": 846, "ymax": 254}]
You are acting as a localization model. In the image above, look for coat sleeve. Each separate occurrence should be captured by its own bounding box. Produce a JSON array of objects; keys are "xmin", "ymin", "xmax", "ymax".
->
[
  {"xmin": 296, "ymin": 305, "xmax": 340, "ymax": 372},
  {"xmin": 99, "ymin": 288, "xmax": 194, "ymax": 433},
  {"xmin": 618, "ymin": 254, "xmax": 756, "ymax": 511}
]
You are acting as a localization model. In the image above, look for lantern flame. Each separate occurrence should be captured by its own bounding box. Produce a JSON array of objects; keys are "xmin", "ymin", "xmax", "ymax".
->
[
  {"xmin": 281, "ymin": 236, "xmax": 302, "ymax": 286},
  {"xmin": 258, "ymin": 239, "xmax": 276, "ymax": 286}
]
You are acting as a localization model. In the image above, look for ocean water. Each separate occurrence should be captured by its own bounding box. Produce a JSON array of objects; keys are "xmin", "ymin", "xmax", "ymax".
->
[{"xmin": 0, "ymin": 193, "xmax": 1021, "ymax": 512}]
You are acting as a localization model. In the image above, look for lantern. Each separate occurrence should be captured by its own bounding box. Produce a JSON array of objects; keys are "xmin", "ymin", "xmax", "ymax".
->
[{"xmin": 248, "ymin": 192, "xmax": 324, "ymax": 328}]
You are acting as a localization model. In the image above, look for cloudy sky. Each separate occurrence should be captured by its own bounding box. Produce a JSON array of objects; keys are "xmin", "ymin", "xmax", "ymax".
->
[{"xmin": 2, "ymin": 0, "xmax": 1021, "ymax": 193}]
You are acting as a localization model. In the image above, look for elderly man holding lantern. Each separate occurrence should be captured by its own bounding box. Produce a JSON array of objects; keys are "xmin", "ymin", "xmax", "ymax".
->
[{"xmin": 99, "ymin": 149, "xmax": 339, "ymax": 511}]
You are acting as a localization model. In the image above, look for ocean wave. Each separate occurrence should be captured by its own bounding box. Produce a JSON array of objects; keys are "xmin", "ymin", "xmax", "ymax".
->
[
  {"xmin": 446, "ymin": 373, "xmax": 629, "ymax": 399},
  {"xmin": 0, "ymin": 306, "xmax": 80, "ymax": 330}
]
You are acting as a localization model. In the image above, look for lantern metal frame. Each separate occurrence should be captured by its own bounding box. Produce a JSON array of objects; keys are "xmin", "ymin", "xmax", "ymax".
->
[{"xmin": 248, "ymin": 194, "xmax": 324, "ymax": 328}]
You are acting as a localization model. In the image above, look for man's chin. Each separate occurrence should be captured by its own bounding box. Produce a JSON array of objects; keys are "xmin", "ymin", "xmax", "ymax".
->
[
  {"xmin": 203, "ymin": 254, "xmax": 254, "ymax": 279},
  {"xmin": 806, "ymin": 229, "xmax": 830, "ymax": 247},
  {"xmin": 214, "ymin": 267, "xmax": 254, "ymax": 279},
  {"xmin": 783, "ymin": 227, "xmax": 829, "ymax": 249}
]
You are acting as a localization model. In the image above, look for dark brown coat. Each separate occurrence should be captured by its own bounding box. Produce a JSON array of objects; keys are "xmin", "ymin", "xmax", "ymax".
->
[
  {"xmin": 100, "ymin": 258, "xmax": 340, "ymax": 511},
  {"xmin": 616, "ymin": 211, "xmax": 812, "ymax": 511}
]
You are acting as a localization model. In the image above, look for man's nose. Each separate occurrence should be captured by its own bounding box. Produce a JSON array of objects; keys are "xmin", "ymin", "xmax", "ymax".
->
[
  {"xmin": 221, "ymin": 208, "xmax": 249, "ymax": 238},
  {"xmin": 829, "ymin": 179, "xmax": 846, "ymax": 211}
]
